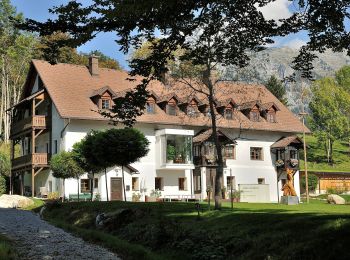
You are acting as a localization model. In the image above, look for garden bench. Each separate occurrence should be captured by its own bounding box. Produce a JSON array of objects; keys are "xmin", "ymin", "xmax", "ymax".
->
[{"xmin": 69, "ymin": 193, "xmax": 92, "ymax": 201}]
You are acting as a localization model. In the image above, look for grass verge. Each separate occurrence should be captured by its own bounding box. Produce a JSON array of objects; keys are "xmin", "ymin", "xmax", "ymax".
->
[
  {"xmin": 0, "ymin": 234, "xmax": 17, "ymax": 260},
  {"xmin": 42, "ymin": 200, "xmax": 350, "ymax": 260}
]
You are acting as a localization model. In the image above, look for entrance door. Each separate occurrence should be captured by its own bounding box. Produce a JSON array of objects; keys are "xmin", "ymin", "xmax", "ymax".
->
[{"xmin": 110, "ymin": 177, "xmax": 123, "ymax": 201}]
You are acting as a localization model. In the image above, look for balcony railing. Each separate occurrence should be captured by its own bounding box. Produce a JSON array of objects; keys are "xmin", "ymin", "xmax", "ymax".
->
[
  {"xmin": 12, "ymin": 153, "xmax": 50, "ymax": 170},
  {"xmin": 10, "ymin": 115, "xmax": 50, "ymax": 137}
]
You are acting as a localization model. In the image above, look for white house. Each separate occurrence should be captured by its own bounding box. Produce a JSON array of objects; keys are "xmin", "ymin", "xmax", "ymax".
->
[{"xmin": 9, "ymin": 57, "xmax": 308, "ymax": 203}]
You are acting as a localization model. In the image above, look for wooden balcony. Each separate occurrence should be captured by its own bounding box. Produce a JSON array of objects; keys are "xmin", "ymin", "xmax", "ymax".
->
[
  {"xmin": 10, "ymin": 115, "xmax": 50, "ymax": 137},
  {"xmin": 12, "ymin": 153, "xmax": 50, "ymax": 170}
]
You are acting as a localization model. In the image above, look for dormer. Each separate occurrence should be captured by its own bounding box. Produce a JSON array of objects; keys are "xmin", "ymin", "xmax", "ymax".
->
[
  {"xmin": 217, "ymin": 98, "xmax": 236, "ymax": 120},
  {"xmin": 261, "ymin": 102, "xmax": 280, "ymax": 123},
  {"xmin": 240, "ymin": 101, "xmax": 262, "ymax": 122},
  {"xmin": 179, "ymin": 96, "xmax": 202, "ymax": 117},
  {"xmin": 146, "ymin": 91, "xmax": 159, "ymax": 114},
  {"xmin": 157, "ymin": 93, "xmax": 180, "ymax": 116},
  {"xmin": 90, "ymin": 86, "xmax": 116, "ymax": 110}
]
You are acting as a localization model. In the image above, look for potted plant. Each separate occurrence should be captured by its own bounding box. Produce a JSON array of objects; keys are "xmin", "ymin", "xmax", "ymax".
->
[
  {"xmin": 230, "ymin": 190, "xmax": 241, "ymax": 202},
  {"xmin": 275, "ymin": 159, "xmax": 284, "ymax": 168},
  {"xmin": 289, "ymin": 159, "xmax": 299, "ymax": 167},
  {"xmin": 167, "ymin": 144, "xmax": 176, "ymax": 163},
  {"xmin": 147, "ymin": 189, "xmax": 162, "ymax": 202},
  {"xmin": 132, "ymin": 192, "xmax": 141, "ymax": 202}
]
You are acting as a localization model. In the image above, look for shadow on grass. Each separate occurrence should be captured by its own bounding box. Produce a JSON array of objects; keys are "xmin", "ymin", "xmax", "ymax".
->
[{"xmin": 42, "ymin": 201, "xmax": 350, "ymax": 260}]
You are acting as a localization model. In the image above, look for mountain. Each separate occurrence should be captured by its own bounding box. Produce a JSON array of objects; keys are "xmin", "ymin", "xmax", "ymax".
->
[{"xmin": 222, "ymin": 47, "xmax": 350, "ymax": 113}]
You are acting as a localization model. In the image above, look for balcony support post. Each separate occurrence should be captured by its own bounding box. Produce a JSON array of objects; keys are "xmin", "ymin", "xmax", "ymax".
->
[{"xmin": 31, "ymin": 168, "xmax": 35, "ymax": 197}]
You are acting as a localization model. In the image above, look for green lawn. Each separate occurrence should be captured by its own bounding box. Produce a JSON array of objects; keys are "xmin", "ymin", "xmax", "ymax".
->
[
  {"xmin": 42, "ymin": 201, "xmax": 350, "ymax": 260},
  {"xmin": 300, "ymin": 135, "xmax": 350, "ymax": 172},
  {"xmin": 0, "ymin": 234, "xmax": 16, "ymax": 260}
]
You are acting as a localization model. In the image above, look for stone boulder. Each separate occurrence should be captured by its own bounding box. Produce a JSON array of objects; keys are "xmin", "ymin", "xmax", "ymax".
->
[
  {"xmin": 0, "ymin": 194, "xmax": 34, "ymax": 208},
  {"xmin": 327, "ymin": 194, "xmax": 346, "ymax": 205}
]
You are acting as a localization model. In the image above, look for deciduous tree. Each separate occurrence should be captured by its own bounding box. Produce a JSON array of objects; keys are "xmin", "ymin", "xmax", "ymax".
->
[{"xmin": 50, "ymin": 151, "xmax": 84, "ymax": 202}]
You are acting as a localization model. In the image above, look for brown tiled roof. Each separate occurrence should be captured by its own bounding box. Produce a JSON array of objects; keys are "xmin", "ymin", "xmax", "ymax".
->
[
  {"xmin": 261, "ymin": 102, "xmax": 280, "ymax": 111},
  {"xmin": 193, "ymin": 129, "xmax": 236, "ymax": 144},
  {"xmin": 90, "ymin": 86, "xmax": 117, "ymax": 98},
  {"xmin": 239, "ymin": 100, "xmax": 262, "ymax": 110},
  {"xmin": 29, "ymin": 59, "xmax": 310, "ymax": 134},
  {"xmin": 271, "ymin": 136, "xmax": 303, "ymax": 149}
]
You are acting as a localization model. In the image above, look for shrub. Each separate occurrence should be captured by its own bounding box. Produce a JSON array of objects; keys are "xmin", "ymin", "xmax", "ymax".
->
[
  {"xmin": 132, "ymin": 192, "xmax": 141, "ymax": 202},
  {"xmin": 300, "ymin": 173, "xmax": 318, "ymax": 192},
  {"xmin": 47, "ymin": 192, "xmax": 60, "ymax": 200},
  {"xmin": 326, "ymin": 187, "xmax": 343, "ymax": 195},
  {"xmin": 0, "ymin": 175, "xmax": 6, "ymax": 195}
]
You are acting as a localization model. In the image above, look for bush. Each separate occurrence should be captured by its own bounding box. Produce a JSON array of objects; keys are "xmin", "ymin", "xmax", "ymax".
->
[
  {"xmin": 326, "ymin": 187, "xmax": 343, "ymax": 195},
  {"xmin": 300, "ymin": 173, "xmax": 318, "ymax": 192},
  {"xmin": 47, "ymin": 192, "xmax": 60, "ymax": 200},
  {"xmin": 0, "ymin": 175, "xmax": 6, "ymax": 195}
]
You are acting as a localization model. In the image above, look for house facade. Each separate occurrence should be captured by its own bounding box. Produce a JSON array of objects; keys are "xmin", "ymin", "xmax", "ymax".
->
[{"xmin": 9, "ymin": 57, "xmax": 308, "ymax": 202}]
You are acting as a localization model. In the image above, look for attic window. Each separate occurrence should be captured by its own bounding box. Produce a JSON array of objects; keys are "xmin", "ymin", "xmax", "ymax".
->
[
  {"xmin": 187, "ymin": 105, "xmax": 197, "ymax": 117},
  {"xmin": 250, "ymin": 111, "xmax": 260, "ymax": 122},
  {"xmin": 166, "ymin": 99, "xmax": 177, "ymax": 116},
  {"xmin": 267, "ymin": 112, "xmax": 276, "ymax": 123},
  {"xmin": 225, "ymin": 109, "xmax": 233, "ymax": 120},
  {"xmin": 101, "ymin": 99, "xmax": 111, "ymax": 109},
  {"xmin": 146, "ymin": 102, "xmax": 155, "ymax": 114}
]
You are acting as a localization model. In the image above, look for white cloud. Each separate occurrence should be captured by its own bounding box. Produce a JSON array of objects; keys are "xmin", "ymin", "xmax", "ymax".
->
[
  {"xmin": 283, "ymin": 38, "xmax": 307, "ymax": 49},
  {"xmin": 259, "ymin": 0, "xmax": 292, "ymax": 21}
]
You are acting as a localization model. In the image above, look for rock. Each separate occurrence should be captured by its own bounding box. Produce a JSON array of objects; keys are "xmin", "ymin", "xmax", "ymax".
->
[
  {"xmin": 0, "ymin": 195, "xmax": 34, "ymax": 208},
  {"xmin": 327, "ymin": 194, "xmax": 346, "ymax": 205}
]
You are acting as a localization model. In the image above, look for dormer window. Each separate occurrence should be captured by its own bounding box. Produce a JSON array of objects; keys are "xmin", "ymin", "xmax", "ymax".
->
[
  {"xmin": 225, "ymin": 109, "xmax": 233, "ymax": 120},
  {"xmin": 166, "ymin": 98, "xmax": 177, "ymax": 116},
  {"xmin": 187, "ymin": 106, "xmax": 197, "ymax": 117},
  {"xmin": 101, "ymin": 99, "xmax": 111, "ymax": 109},
  {"xmin": 267, "ymin": 112, "xmax": 276, "ymax": 123},
  {"xmin": 250, "ymin": 111, "xmax": 260, "ymax": 122},
  {"xmin": 146, "ymin": 102, "xmax": 155, "ymax": 114}
]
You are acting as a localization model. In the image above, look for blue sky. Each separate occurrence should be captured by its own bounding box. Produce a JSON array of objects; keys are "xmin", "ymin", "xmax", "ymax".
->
[{"xmin": 11, "ymin": 0, "xmax": 307, "ymax": 70}]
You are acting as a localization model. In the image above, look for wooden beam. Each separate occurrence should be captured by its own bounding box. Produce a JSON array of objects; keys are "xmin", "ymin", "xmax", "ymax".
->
[
  {"xmin": 35, "ymin": 98, "xmax": 45, "ymax": 108},
  {"xmin": 31, "ymin": 167, "xmax": 35, "ymax": 197},
  {"xmin": 35, "ymin": 129, "xmax": 44, "ymax": 139},
  {"xmin": 34, "ymin": 167, "xmax": 44, "ymax": 177}
]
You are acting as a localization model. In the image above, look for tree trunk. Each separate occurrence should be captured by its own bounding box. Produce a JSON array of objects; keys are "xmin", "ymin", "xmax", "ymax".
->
[
  {"xmin": 77, "ymin": 178, "xmax": 80, "ymax": 202},
  {"xmin": 205, "ymin": 67, "xmax": 223, "ymax": 210},
  {"xmin": 62, "ymin": 179, "xmax": 65, "ymax": 202},
  {"xmin": 122, "ymin": 165, "xmax": 127, "ymax": 202},
  {"xmin": 329, "ymin": 140, "xmax": 334, "ymax": 165},
  {"xmin": 105, "ymin": 168, "xmax": 109, "ymax": 201},
  {"xmin": 90, "ymin": 172, "xmax": 94, "ymax": 201}
]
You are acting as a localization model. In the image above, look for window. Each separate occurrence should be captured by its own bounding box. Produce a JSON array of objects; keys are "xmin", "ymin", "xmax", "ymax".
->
[
  {"xmin": 46, "ymin": 143, "xmax": 49, "ymax": 153},
  {"xmin": 194, "ymin": 145, "xmax": 201, "ymax": 157},
  {"xmin": 166, "ymin": 103, "xmax": 176, "ymax": 116},
  {"xmin": 80, "ymin": 179, "xmax": 91, "ymax": 192},
  {"xmin": 224, "ymin": 145, "xmax": 235, "ymax": 159},
  {"xmin": 290, "ymin": 150, "xmax": 297, "ymax": 159},
  {"xmin": 54, "ymin": 140, "xmax": 58, "ymax": 154},
  {"xmin": 250, "ymin": 111, "xmax": 260, "ymax": 122},
  {"xmin": 94, "ymin": 178, "xmax": 98, "ymax": 189},
  {"xmin": 146, "ymin": 102, "xmax": 155, "ymax": 114},
  {"xmin": 187, "ymin": 105, "xmax": 197, "ymax": 117},
  {"xmin": 101, "ymin": 99, "xmax": 110, "ymax": 109},
  {"xmin": 194, "ymin": 175, "xmax": 201, "ymax": 192},
  {"xmin": 258, "ymin": 178, "xmax": 265, "ymax": 184},
  {"xmin": 225, "ymin": 109, "xmax": 233, "ymax": 120},
  {"xmin": 166, "ymin": 135, "xmax": 193, "ymax": 164},
  {"xmin": 179, "ymin": 177, "xmax": 187, "ymax": 191},
  {"xmin": 250, "ymin": 147, "xmax": 263, "ymax": 160},
  {"xmin": 267, "ymin": 112, "xmax": 276, "ymax": 123},
  {"xmin": 155, "ymin": 177, "xmax": 163, "ymax": 190},
  {"xmin": 132, "ymin": 177, "xmax": 139, "ymax": 191}
]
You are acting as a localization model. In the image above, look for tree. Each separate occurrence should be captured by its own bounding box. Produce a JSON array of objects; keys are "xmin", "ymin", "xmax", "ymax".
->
[
  {"xmin": 265, "ymin": 75, "xmax": 288, "ymax": 106},
  {"xmin": 20, "ymin": 1, "xmax": 350, "ymax": 209},
  {"xmin": 72, "ymin": 138, "xmax": 104, "ymax": 201},
  {"xmin": 309, "ymin": 77, "xmax": 350, "ymax": 164},
  {"xmin": 98, "ymin": 128, "xmax": 149, "ymax": 201},
  {"xmin": 50, "ymin": 151, "xmax": 84, "ymax": 202},
  {"xmin": 0, "ymin": 0, "xmax": 38, "ymax": 141}
]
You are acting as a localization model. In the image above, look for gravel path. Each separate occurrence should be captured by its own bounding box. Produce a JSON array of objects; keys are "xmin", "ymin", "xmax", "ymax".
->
[{"xmin": 0, "ymin": 208, "xmax": 120, "ymax": 260}]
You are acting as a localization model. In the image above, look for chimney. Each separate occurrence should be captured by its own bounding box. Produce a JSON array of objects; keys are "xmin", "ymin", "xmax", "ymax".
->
[{"xmin": 89, "ymin": 55, "xmax": 99, "ymax": 76}]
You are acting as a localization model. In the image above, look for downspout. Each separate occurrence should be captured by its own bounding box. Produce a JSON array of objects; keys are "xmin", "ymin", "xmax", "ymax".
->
[
  {"xmin": 60, "ymin": 118, "xmax": 71, "ymax": 139},
  {"xmin": 59, "ymin": 118, "xmax": 70, "ymax": 200}
]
